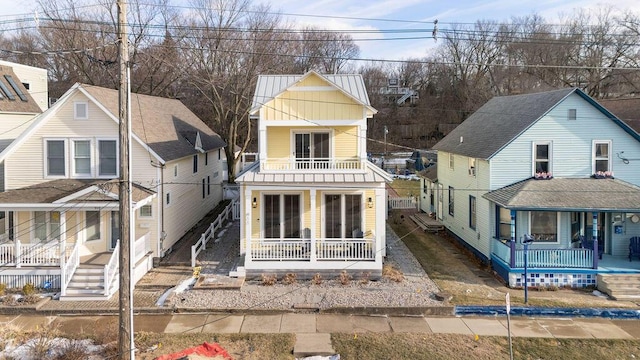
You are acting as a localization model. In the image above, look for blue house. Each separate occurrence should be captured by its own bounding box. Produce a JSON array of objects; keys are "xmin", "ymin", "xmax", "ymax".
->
[{"xmin": 431, "ymin": 88, "xmax": 640, "ymax": 298}]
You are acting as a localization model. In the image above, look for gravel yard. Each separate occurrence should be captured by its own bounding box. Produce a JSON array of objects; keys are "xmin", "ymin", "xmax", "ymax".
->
[{"xmin": 167, "ymin": 224, "xmax": 444, "ymax": 310}]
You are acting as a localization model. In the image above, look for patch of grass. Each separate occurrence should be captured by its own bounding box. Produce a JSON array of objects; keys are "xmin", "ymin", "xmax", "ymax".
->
[{"xmin": 390, "ymin": 178, "xmax": 420, "ymax": 198}]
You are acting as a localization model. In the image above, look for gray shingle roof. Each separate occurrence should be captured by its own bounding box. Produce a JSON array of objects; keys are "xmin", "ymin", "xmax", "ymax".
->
[
  {"xmin": 432, "ymin": 88, "xmax": 575, "ymax": 159},
  {"xmin": 0, "ymin": 179, "xmax": 154, "ymax": 205},
  {"xmin": 251, "ymin": 72, "xmax": 373, "ymax": 113},
  {"xmin": 82, "ymin": 85, "xmax": 226, "ymax": 162},
  {"xmin": 418, "ymin": 164, "xmax": 437, "ymax": 181},
  {"xmin": 483, "ymin": 177, "xmax": 640, "ymax": 212}
]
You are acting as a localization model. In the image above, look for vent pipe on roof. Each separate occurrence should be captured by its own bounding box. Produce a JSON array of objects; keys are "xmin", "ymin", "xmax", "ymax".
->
[{"xmin": 460, "ymin": 136, "xmax": 464, "ymax": 143}]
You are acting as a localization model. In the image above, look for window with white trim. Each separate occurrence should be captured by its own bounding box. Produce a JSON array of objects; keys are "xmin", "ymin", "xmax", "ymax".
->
[
  {"xmin": 469, "ymin": 196, "xmax": 476, "ymax": 230},
  {"xmin": 98, "ymin": 140, "xmax": 117, "ymax": 176},
  {"xmin": 46, "ymin": 140, "xmax": 66, "ymax": 176},
  {"xmin": 264, "ymin": 194, "xmax": 302, "ymax": 239},
  {"xmin": 530, "ymin": 211, "xmax": 558, "ymax": 242},
  {"xmin": 593, "ymin": 140, "xmax": 611, "ymax": 173},
  {"xmin": 448, "ymin": 186, "xmax": 455, "ymax": 216},
  {"xmin": 74, "ymin": 102, "xmax": 88, "ymax": 120},
  {"xmin": 86, "ymin": 211, "xmax": 101, "ymax": 241},
  {"xmin": 72, "ymin": 140, "xmax": 91, "ymax": 176},
  {"xmin": 139, "ymin": 205, "xmax": 152, "ymax": 218},
  {"xmin": 568, "ymin": 108, "xmax": 577, "ymax": 120},
  {"xmin": 449, "ymin": 153, "xmax": 454, "ymax": 169},
  {"xmin": 468, "ymin": 157, "xmax": 476, "ymax": 177},
  {"xmin": 533, "ymin": 142, "xmax": 551, "ymax": 174}
]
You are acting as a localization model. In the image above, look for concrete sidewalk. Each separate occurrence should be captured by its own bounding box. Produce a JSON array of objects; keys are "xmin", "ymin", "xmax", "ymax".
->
[{"xmin": 4, "ymin": 313, "xmax": 640, "ymax": 340}]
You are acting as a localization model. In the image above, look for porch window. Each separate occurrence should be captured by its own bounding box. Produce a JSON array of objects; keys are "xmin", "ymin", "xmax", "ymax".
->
[
  {"xmin": 530, "ymin": 211, "xmax": 558, "ymax": 242},
  {"xmin": 469, "ymin": 196, "xmax": 476, "ymax": 230},
  {"xmin": 263, "ymin": 194, "xmax": 301, "ymax": 239},
  {"xmin": 325, "ymin": 194, "xmax": 362, "ymax": 238},
  {"xmin": 98, "ymin": 140, "xmax": 117, "ymax": 176},
  {"xmin": 34, "ymin": 211, "xmax": 60, "ymax": 242},
  {"xmin": 534, "ymin": 142, "xmax": 551, "ymax": 173},
  {"xmin": 46, "ymin": 140, "xmax": 66, "ymax": 176},
  {"xmin": 593, "ymin": 140, "xmax": 611, "ymax": 172},
  {"xmin": 73, "ymin": 140, "xmax": 91, "ymax": 176},
  {"xmin": 295, "ymin": 132, "xmax": 330, "ymax": 169},
  {"xmin": 496, "ymin": 206, "xmax": 512, "ymax": 241},
  {"xmin": 86, "ymin": 211, "xmax": 101, "ymax": 241},
  {"xmin": 448, "ymin": 186, "xmax": 454, "ymax": 216}
]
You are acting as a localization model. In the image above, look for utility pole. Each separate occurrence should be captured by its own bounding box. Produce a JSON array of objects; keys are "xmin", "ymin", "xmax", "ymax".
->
[
  {"xmin": 384, "ymin": 125, "xmax": 388, "ymax": 156},
  {"xmin": 117, "ymin": 0, "xmax": 134, "ymax": 358}
]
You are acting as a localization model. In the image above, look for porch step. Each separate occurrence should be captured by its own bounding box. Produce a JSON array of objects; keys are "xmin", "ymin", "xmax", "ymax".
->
[
  {"xmin": 597, "ymin": 274, "xmax": 640, "ymax": 300},
  {"xmin": 59, "ymin": 266, "xmax": 114, "ymax": 301}
]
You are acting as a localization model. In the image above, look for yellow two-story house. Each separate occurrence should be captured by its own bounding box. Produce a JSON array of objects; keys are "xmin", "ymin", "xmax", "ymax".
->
[{"xmin": 236, "ymin": 71, "xmax": 391, "ymax": 278}]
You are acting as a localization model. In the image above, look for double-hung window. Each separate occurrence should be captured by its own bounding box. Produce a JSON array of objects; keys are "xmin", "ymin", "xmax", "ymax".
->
[
  {"xmin": 73, "ymin": 140, "xmax": 91, "ymax": 176},
  {"xmin": 34, "ymin": 211, "xmax": 61, "ymax": 242},
  {"xmin": 86, "ymin": 211, "xmax": 101, "ymax": 241},
  {"xmin": 98, "ymin": 140, "xmax": 117, "ymax": 176},
  {"xmin": 533, "ymin": 142, "xmax": 551, "ymax": 174},
  {"xmin": 593, "ymin": 140, "xmax": 611, "ymax": 173},
  {"xmin": 46, "ymin": 140, "xmax": 66, "ymax": 177},
  {"xmin": 469, "ymin": 196, "xmax": 476, "ymax": 230}
]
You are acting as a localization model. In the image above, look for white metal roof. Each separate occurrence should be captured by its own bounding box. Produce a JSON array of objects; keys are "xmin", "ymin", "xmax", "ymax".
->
[
  {"xmin": 237, "ymin": 162, "xmax": 392, "ymax": 184},
  {"xmin": 250, "ymin": 71, "xmax": 373, "ymax": 114}
]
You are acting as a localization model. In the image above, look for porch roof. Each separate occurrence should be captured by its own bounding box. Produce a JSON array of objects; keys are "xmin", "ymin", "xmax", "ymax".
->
[
  {"xmin": 483, "ymin": 177, "xmax": 640, "ymax": 212},
  {"xmin": 236, "ymin": 161, "xmax": 392, "ymax": 184},
  {"xmin": 0, "ymin": 179, "xmax": 155, "ymax": 207}
]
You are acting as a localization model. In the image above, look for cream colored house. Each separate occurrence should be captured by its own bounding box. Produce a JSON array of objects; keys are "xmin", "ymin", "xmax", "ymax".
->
[
  {"xmin": 236, "ymin": 71, "xmax": 391, "ymax": 278},
  {"xmin": 0, "ymin": 83, "xmax": 226, "ymax": 300}
]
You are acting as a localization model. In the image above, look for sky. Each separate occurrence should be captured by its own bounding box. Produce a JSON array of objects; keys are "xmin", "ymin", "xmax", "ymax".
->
[{"xmin": 0, "ymin": 0, "xmax": 637, "ymax": 62}]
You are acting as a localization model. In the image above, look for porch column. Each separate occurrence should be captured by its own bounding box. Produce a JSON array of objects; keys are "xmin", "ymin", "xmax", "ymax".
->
[
  {"xmin": 310, "ymin": 189, "xmax": 317, "ymax": 263},
  {"xmin": 59, "ymin": 211, "xmax": 67, "ymax": 271},
  {"xmin": 359, "ymin": 127, "xmax": 367, "ymax": 169},
  {"xmin": 592, "ymin": 212, "xmax": 598, "ymax": 269},
  {"xmin": 244, "ymin": 188, "xmax": 253, "ymax": 265},
  {"xmin": 509, "ymin": 209, "xmax": 516, "ymax": 268}
]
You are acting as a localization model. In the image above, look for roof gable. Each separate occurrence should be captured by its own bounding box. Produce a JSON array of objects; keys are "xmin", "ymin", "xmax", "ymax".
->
[
  {"xmin": 433, "ymin": 88, "xmax": 640, "ymax": 160},
  {"xmin": 0, "ymin": 65, "xmax": 42, "ymax": 114},
  {"xmin": 250, "ymin": 70, "xmax": 376, "ymax": 116}
]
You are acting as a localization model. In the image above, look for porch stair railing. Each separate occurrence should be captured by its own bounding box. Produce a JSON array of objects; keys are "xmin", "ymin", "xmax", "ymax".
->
[
  {"xmin": 60, "ymin": 241, "xmax": 80, "ymax": 297},
  {"xmin": 103, "ymin": 240, "xmax": 120, "ymax": 296}
]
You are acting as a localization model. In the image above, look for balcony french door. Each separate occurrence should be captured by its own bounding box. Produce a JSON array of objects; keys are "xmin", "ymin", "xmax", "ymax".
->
[
  {"xmin": 295, "ymin": 132, "xmax": 330, "ymax": 169},
  {"xmin": 325, "ymin": 194, "xmax": 362, "ymax": 239}
]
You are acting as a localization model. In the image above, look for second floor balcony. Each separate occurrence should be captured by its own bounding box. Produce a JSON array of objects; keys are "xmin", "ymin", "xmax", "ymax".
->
[{"xmin": 260, "ymin": 157, "xmax": 366, "ymax": 172}]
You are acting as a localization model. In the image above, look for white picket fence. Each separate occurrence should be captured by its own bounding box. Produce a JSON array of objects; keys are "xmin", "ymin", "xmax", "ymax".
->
[{"xmin": 388, "ymin": 196, "xmax": 418, "ymax": 210}]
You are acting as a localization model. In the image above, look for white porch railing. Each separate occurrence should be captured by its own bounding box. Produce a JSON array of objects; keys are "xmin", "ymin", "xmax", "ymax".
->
[
  {"xmin": 491, "ymin": 238, "xmax": 511, "ymax": 265},
  {"xmin": 248, "ymin": 237, "xmax": 376, "ymax": 262},
  {"xmin": 134, "ymin": 233, "xmax": 151, "ymax": 263},
  {"xmin": 261, "ymin": 158, "xmax": 365, "ymax": 172},
  {"xmin": 191, "ymin": 199, "xmax": 237, "ymax": 267},
  {"xmin": 0, "ymin": 240, "xmax": 62, "ymax": 267},
  {"xmin": 104, "ymin": 240, "xmax": 120, "ymax": 296},
  {"xmin": 388, "ymin": 196, "xmax": 418, "ymax": 210},
  {"xmin": 60, "ymin": 241, "xmax": 80, "ymax": 297},
  {"xmin": 514, "ymin": 248, "xmax": 593, "ymax": 268}
]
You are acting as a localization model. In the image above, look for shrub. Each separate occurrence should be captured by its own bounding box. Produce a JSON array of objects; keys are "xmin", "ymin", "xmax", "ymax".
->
[
  {"xmin": 261, "ymin": 274, "xmax": 277, "ymax": 286},
  {"xmin": 382, "ymin": 264, "xmax": 404, "ymax": 283},
  {"xmin": 282, "ymin": 273, "xmax": 297, "ymax": 285},
  {"xmin": 359, "ymin": 272, "xmax": 371, "ymax": 285},
  {"xmin": 22, "ymin": 283, "xmax": 36, "ymax": 296},
  {"xmin": 0, "ymin": 283, "xmax": 6, "ymax": 296},
  {"xmin": 311, "ymin": 273, "xmax": 323, "ymax": 285},
  {"xmin": 339, "ymin": 270, "xmax": 352, "ymax": 285},
  {"xmin": 52, "ymin": 340, "xmax": 90, "ymax": 360}
]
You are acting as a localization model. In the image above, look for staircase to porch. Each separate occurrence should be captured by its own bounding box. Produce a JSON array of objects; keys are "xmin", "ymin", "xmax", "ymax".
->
[
  {"xmin": 597, "ymin": 274, "xmax": 640, "ymax": 301},
  {"xmin": 59, "ymin": 252, "xmax": 118, "ymax": 301}
]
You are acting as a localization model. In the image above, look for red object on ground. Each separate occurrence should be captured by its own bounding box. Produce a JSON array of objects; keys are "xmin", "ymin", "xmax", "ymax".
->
[{"xmin": 154, "ymin": 342, "xmax": 232, "ymax": 360}]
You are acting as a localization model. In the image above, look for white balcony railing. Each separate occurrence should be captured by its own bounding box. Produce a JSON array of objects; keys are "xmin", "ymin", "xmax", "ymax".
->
[{"xmin": 261, "ymin": 158, "xmax": 365, "ymax": 172}]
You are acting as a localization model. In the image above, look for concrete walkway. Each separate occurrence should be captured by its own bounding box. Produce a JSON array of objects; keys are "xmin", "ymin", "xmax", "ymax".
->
[{"xmin": 4, "ymin": 313, "xmax": 640, "ymax": 340}]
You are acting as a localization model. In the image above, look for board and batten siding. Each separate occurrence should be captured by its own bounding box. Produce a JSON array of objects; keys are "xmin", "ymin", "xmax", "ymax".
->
[
  {"xmin": 265, "ymin": 125, "xmax": 360, "ymax": 161},
  {"xmin": 490, "ymin": 92, "xmax": 640, "ymax": 189},
  {"xmin": 161, "ymin": 151, "xmax": 223, "ymax": 251},
  {"xmin": 262, "ymin": 89, "xmax": 364, "ymax": 121}
]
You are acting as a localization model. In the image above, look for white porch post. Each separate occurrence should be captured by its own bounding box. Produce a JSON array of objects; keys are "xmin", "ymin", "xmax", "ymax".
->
[
  {"xmin": 375, "ymin": 187, "xmax": 385, "ymax": 259},
  {"xmin": 359, "ymin": 127, "xmax": 367, "ymax": 170},
  {"xmin": 244, "ymin": 188, "xmax": 253, "ymax": 266},
  {"xmin": 59, "ymin": 211, "xmax": 67, "ymax": 271},
  {"xmin": 14, "ymin": 239, "xmax": 21, "ymax": 268},
  {"xmin": 310, "ymin": 189, "xmax": 317, "ymax": 263}
]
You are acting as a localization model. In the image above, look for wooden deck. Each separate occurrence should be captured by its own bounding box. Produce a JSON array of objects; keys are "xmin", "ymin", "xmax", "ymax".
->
[{"xmin": 410, "ymin": 213, "xmax": 444, "ymax": 233}]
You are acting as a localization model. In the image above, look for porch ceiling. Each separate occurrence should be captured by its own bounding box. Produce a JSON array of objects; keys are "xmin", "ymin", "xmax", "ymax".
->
[
  {"xmin": 483, "ymin": 177, "xmax": 640, "ymax": 212},
  {"xmin": 0, "ymin": 178, "xmax": 155, "ymax": 206}
]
